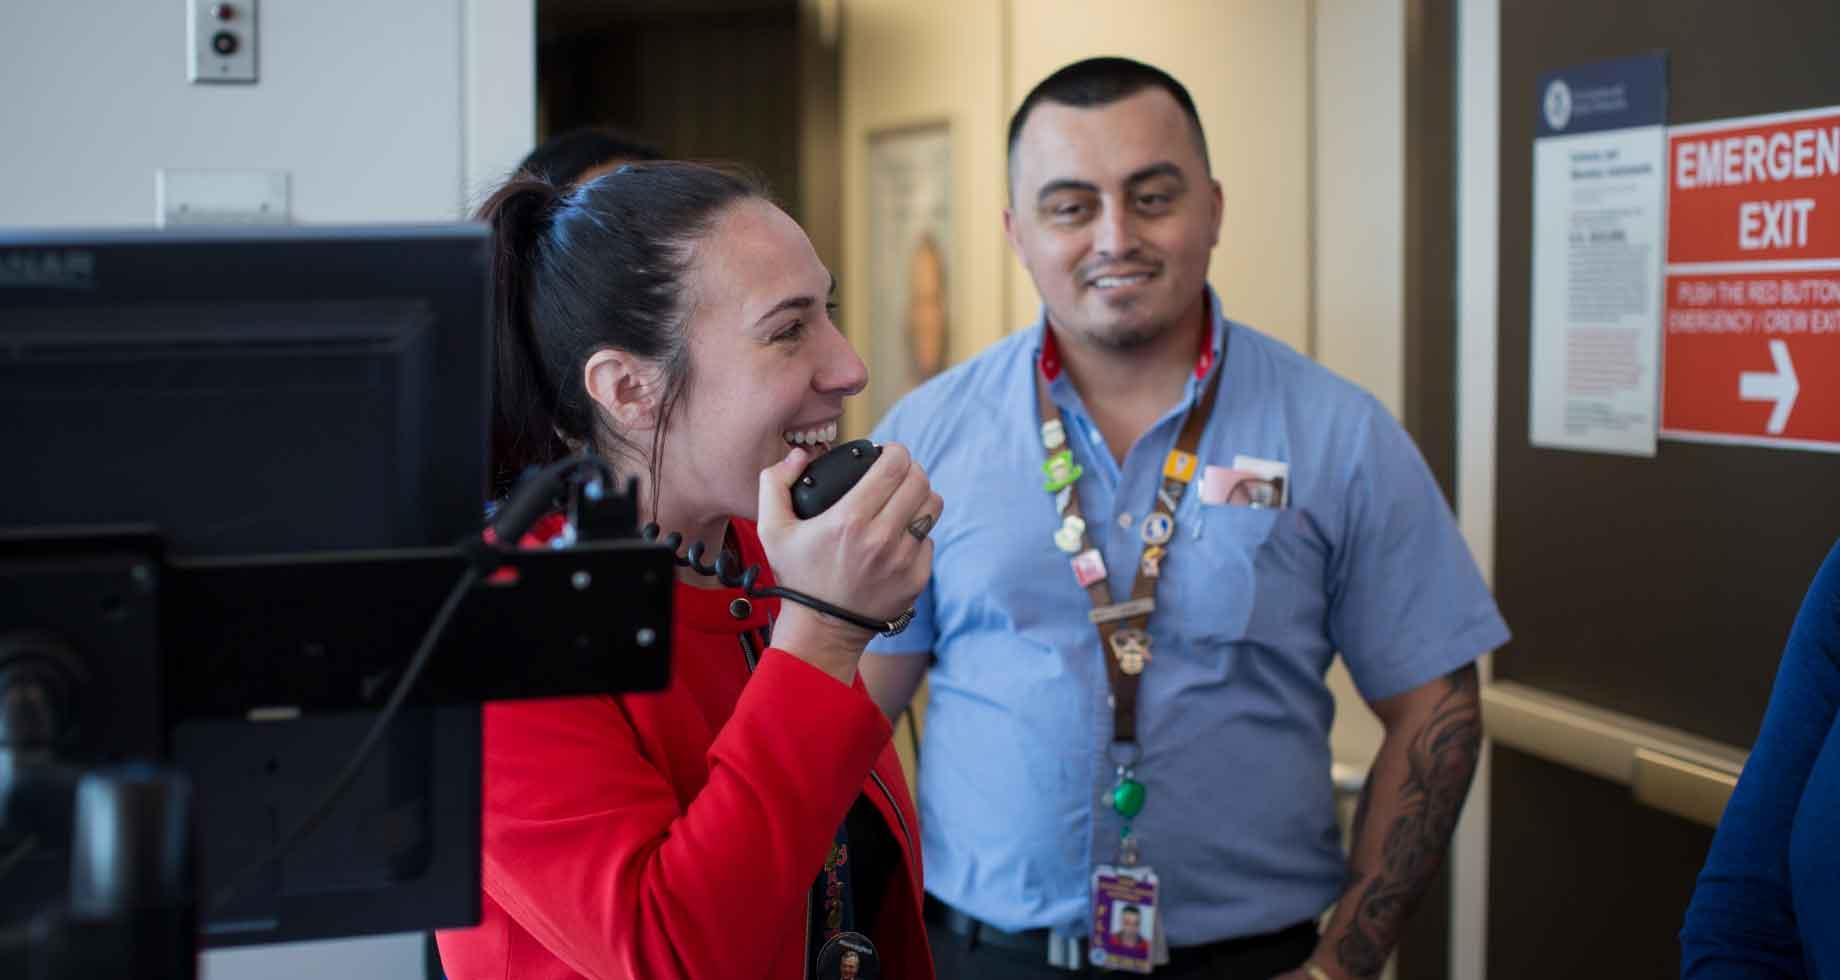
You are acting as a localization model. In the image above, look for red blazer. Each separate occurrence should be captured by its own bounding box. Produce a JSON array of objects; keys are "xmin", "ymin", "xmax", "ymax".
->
[{"xmin": 437, "ymin": 520, "xmax": 932, "ymax": 979}]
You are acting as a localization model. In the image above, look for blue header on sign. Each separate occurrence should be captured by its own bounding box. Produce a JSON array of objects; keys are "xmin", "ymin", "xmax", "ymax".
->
[{"xmin": 1535, "ymin": 53, "xmax": 1667, "ymax": 138}]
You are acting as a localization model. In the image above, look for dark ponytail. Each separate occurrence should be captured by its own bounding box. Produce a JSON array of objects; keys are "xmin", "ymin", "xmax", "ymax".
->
[
  {"xmin": 475, "ymin": 162, "xmax": 765, "ymax": 501},
  {"xmin": 478, "ymin": 177, "xmax": 569, "ymax": 495}
]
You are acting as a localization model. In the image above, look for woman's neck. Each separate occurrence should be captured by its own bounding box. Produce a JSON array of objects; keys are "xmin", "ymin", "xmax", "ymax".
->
[{"xmin": 649, "ymin": 494, "xmax": 732, "ymax": 588}]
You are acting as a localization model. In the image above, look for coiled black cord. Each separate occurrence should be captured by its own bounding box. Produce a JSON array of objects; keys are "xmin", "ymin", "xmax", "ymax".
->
[
  {"xmin": 639, "ymin": 524, "xmax": 914, "ymax": 637},
  {"xmin": 504, "ymin": 451, "xmax": 913, "ymax": 637}
]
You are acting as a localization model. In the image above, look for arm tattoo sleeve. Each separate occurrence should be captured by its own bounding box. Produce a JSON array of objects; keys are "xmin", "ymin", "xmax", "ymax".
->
[{"xmin": 1336, "ymin": 668, "xmax": 1482, "ymax": 977}]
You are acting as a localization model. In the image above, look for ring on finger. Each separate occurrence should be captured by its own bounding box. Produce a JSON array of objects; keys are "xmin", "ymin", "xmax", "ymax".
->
[{"xmin": 906, "ymin": 512, "xmax": 936, "ymax": 541}]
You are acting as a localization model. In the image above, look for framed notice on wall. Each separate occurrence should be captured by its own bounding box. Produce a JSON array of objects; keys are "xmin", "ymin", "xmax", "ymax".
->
[
  {"xmin": 1528, "ymin": 53, "xmax": 1669, "ymax": 456},
  {"xmin": 865, "ymin": 122, "xmax": 952, "ymax": 425}
]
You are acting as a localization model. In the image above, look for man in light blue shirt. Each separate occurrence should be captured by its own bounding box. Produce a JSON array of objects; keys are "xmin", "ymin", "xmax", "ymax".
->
[{"xmin": 862, "ymin": 57, "xmax": 1508, "ymax": 980}]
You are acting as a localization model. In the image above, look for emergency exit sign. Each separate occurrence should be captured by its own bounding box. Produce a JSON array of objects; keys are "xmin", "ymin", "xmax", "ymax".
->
[{"xmin": 1662, "ymin": 105, "xmax": 1840, "ymax": 452}]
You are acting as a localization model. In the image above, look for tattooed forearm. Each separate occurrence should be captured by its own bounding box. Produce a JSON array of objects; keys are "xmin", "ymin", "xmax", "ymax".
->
[{"xmin": 1332, "ymin": 666, "xmax": 1482, "ymax": 978}]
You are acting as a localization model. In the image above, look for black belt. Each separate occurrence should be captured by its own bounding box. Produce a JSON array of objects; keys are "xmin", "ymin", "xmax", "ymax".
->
[
  {"xmin": 923, "ymin": 895, "xmax": 1317, "ymax": 972},
  {"xmin": 925, "ymin": 895, "xmax": 1075, "ymax": 956}
]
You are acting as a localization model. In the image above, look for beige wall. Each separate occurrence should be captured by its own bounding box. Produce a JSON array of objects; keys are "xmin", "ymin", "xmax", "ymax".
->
[
  {"xmin": 1315, "ymin": 0, "xmax": 1406, "ymax": 768},
  {"xmin": 1314, "ymin": 0, "xmax": 1405, "ymax": 419},
  {"xmin": 836, "ymin": 0, "xmax": 1009, "ymax": 440}
]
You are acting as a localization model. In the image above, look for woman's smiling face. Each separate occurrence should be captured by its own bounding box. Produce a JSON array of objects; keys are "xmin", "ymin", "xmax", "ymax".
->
[{"xmin": 653, "ymin": 197, "xmax": 868, "ymax": 522}]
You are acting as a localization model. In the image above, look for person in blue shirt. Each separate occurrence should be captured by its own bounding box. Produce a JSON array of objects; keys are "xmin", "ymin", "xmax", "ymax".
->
[
  {"xmin": 1681, "ymin": 539, "xmax": 1840, "ymax": 978},
  {"xmin": 860, "ymin": 57, "xmax": 1510, "ymax": 980}
]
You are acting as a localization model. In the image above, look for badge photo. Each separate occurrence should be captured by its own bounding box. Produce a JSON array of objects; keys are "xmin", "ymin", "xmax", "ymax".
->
[
  {"xmin": 1198, "ymin": 466, "xmax": 1282, "ymax": 508},
  {"xmin": 815, "ymin": 932, "xmax": 879, "ymax": 980},
  {"xmin": 1199, "ymin": 459, "xmax": 1288, "ymax": 507},
  {"xmin": 1090, "ymin": 865, "xmax": 1159, "ymax": 975},
  {"xmin": 1227, "ymin": 454, "xmax": 1290, "ymax": 507}
]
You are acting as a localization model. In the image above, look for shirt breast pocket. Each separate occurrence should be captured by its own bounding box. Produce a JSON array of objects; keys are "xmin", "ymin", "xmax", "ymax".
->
[
  {"xmin": 1167, "ymin": 503, "xmax": 1327, "ymax": 651},
  {"xmin": 1165, "ymin": 504, "xmax": 1278, "ymax": 644}
]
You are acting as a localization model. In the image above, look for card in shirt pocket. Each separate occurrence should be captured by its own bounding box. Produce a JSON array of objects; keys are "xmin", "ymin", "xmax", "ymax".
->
[{"xmin": 1199, "ymin": 456, "xmax": 1288, "ymax": 509}]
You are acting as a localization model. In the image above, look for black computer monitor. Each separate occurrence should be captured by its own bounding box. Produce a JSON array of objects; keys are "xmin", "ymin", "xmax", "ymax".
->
[
  {"xmin": 0, "ymin": 225, "xmax": 490, "ymax": 558},
  {"xmin": 0, "ymin": 225, "xmax": 668, "ymax": 959}
]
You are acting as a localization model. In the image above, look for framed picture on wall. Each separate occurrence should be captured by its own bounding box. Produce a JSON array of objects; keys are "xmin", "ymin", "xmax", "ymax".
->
[{"xmin": 865, "ymin": 121, "xmax": 952, "ymax": 424}]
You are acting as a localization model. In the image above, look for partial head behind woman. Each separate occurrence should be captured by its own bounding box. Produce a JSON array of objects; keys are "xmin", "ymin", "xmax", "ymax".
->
[
  {"xmin": 477, "ymin": 162, "xmax": 865, "ymax": 529},
  {"xmin": 516, "ymin": 125, "xmax": 663, "ymax": 186}
]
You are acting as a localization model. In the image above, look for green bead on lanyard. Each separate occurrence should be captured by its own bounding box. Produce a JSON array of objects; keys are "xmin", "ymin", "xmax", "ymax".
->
[
  {"xmin": 1111, "ymin": 777, "xmax": 1146, "ymax": 819},
  {"xmin": 1111, "ymin": 750, "xmax": 1140, "ymax": 864}
]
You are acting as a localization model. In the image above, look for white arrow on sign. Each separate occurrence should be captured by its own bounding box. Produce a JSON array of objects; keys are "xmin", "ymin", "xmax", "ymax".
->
[{"xmin": 1739, "ymin": 339, "xmax": 1799, "ymax": 435}]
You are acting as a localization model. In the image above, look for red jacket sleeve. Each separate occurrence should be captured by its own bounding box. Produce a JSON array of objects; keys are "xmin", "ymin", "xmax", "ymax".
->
[{"xmin": 478, "ymin": 648, "xmax": 893, "ymax": 980}]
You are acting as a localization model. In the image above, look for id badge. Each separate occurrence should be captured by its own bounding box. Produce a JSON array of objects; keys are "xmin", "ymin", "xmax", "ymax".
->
[
  {"xmin": 1090, "ymin": 864, "xmax": 1159, "ymax": 974},
  {"xmin": 815, "ymin": 932, "xmax": 879, "ymax": 979}
]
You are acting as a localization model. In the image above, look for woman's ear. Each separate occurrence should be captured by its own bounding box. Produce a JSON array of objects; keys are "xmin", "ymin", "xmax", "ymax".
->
[{"xmin": 583, "ymin": 349, "xmax": 659, "ymax": 433}]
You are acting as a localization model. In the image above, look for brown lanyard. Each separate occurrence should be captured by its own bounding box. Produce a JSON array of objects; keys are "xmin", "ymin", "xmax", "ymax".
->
[{"xmin": 1033, "ymin": 349, "xmax": 1224, "ymax": 746}]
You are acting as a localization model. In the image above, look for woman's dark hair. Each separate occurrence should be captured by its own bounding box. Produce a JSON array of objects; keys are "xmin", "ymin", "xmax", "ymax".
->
[
  {"xmin": 476, "ymin": 161, "xmax": 764, "ymax": 501},
  {"xmin": 517, "ymin": 126, "xmax": 663, "ymax": 186}
]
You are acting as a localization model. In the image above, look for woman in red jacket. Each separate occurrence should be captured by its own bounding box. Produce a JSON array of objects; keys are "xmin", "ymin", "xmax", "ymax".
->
[{"xmin": 436, "ymin": 162, "xmax": 940, "ymax": 980}]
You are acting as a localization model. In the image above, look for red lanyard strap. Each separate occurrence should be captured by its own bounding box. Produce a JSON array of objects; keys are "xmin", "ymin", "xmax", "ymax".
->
[{"xmin": 1033, "ymin": 352, "xmax": 1223, "ymax": 746}]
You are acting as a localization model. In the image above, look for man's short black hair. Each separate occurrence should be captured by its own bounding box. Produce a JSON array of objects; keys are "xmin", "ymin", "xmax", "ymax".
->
[
  {"xmin": 1006, "ymin": 57, "xmax": 1210, "ymax": 190},
  {"xmin": 518, "ymin": 125, "xmax": 663, "ymax": 187}
]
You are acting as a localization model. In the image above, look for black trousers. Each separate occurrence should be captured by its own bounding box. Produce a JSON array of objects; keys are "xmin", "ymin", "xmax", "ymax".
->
[{"xmin": 925, "ymin": 917, "xmax": 1317, "ymax": 979}]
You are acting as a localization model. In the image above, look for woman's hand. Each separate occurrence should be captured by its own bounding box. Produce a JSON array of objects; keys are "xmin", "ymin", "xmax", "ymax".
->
[{"xmin": 755, "ymin": 443, "xmax": 942, "ymax": 684}]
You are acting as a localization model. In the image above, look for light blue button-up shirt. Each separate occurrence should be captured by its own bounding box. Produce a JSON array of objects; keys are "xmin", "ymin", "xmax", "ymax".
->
[{"xmin": 867, "ymin": 291, "xmax": 1510, "ymax": 945}]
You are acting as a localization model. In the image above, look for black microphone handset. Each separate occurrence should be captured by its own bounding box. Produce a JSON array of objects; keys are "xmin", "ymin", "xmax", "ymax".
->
[
  {"xmin": 641, "ymin": 439, "xmax": 913, "ymax": 637},
  {"xmin": 790, "ymin": 440, "xmax": 882, "ymax": 519}
]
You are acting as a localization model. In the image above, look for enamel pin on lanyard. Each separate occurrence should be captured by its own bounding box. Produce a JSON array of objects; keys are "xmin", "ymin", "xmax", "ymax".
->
[{"xmin": 1034, "ymin": 330, "xmax": 1223, "ymax": 974}]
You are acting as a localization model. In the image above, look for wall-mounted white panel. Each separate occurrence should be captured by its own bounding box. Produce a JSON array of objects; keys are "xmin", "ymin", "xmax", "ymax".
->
[{"xmin": 2, "ymin": 0, "xmax": 467, "ymax": 227}]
